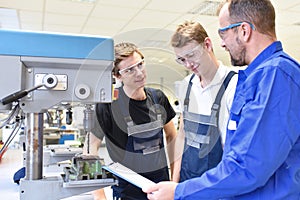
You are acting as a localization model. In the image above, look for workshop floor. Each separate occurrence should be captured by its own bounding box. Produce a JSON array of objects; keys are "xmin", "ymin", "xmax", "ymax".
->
[{"xmin": 0, "ymin": 146, "xmax": 113, "ymax": 200}]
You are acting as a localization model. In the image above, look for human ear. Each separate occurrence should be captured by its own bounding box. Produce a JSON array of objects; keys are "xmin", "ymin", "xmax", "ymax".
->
[
  {"xmin": 204, "ymin": 37, "xmax": 213, "ymax": 51},
  {"xmin": 240, "ymin": 23, "xmax": 252, "ymax": 42}
]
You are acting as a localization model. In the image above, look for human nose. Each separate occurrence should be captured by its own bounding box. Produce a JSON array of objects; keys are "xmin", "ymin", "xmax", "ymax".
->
[
  {"xmin": 220, "ymin": 39, "xmax": 226, "ymax": 49},
  {"xmin": 134, "ymin": 66, "xmax": 144, "ymax": 75},
  {"xmin": 184, "ymin": 60, "xmax": 195, "ymax": 69}
]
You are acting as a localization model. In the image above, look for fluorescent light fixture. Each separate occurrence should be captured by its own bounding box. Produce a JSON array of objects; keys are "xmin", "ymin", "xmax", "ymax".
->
[{"xmin": 188, "ymin": 0, "xmax": 222, "ymax": 16}]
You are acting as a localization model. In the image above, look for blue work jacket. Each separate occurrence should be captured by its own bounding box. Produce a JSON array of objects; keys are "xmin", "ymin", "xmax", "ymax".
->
[{"xmin": 175, "ymin": 41, "xmax": 300, "ymax": 199}]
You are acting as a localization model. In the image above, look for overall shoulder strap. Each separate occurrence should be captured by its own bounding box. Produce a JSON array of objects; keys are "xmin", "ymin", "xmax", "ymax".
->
[
  {"xmin": 115, "ymin": 87, "xmax": 133, "ymax": 124},
  {"xmin": 211, "ymin": 71, "xmax": 236, "ymax": 117},
  {"xmin": 147, "ymin": 88, "xmax": 162, "ymax": 115},
  {"xmin": 147, "ymin": 88, "xmax": 158, "ymax": 104},
  {"xmin": 183, "ymin": 73, "xmax": 196, "ymax": 111}
]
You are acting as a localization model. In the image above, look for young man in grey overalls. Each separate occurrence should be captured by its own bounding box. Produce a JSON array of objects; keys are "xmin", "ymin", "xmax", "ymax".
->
[
  {"xmin": 170, "ymin": 21, "xmax": 237, "ymax": 182},
  {"xmin": 85, "ymin": 42, "xmax": 178, "ymax": 200}
]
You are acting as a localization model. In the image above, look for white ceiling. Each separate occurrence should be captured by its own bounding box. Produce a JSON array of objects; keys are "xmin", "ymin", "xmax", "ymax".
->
[{"xmin": 0, "ymin": 0, "xmax": 299, "ymax": 100}]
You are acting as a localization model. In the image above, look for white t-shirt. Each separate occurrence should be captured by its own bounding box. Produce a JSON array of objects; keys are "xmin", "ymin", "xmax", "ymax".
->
[{"xmin": 177, "ymin": 63, "xmax": 238, "ymax": 145}]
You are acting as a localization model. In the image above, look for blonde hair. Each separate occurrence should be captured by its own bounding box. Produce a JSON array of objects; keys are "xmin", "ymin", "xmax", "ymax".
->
[{"xmin": 171, "ymin": 21, "xmax": 208, "ymax": 48}]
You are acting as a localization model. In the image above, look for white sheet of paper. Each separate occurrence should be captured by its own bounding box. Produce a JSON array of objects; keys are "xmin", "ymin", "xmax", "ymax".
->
[{"xmin": 102, "ymin": 162, "xmax": 155, "ymax": 189}]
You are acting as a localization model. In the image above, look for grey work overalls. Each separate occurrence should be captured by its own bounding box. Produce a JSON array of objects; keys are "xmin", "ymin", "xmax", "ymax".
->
[
  {"xmin": 113, "ymin": 88, "xmax": 169, "ymax": 200},
  {"xmin": 180, "ymin": 71, "xmax": 236, "ymax": 182}
]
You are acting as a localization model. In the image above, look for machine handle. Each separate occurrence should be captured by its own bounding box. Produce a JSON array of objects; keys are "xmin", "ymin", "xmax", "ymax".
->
[
  {"xmin": 1, "ymin": 91, "xmax": 28, "ymax": 105},
  {"xmin": 0, "ymin": 84, "xmax": 44, "ymax": 105}
]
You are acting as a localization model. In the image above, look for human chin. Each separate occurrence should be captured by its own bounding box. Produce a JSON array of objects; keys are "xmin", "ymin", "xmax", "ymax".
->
[
  {"xmin": 191, "ymin": 63, "xmax": 200, "ymax": 71},
  {"xmin": 230, "ymin": 54, "xmax": 243, "ymax": 66},
  {"xmin": 135, "ymin": 78, "xmax": 145, "ymax": 86}
]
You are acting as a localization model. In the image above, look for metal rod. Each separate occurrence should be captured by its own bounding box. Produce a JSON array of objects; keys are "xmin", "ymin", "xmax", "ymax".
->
[{"xmin": 25, "ymin": 113, "xmax": 43, "ymax": 180}]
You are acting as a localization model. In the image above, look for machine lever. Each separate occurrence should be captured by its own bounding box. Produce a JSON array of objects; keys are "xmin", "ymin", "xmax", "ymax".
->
[{"xmin": 1, "ymin": 84, "xmax": 44, "ymax": 105}]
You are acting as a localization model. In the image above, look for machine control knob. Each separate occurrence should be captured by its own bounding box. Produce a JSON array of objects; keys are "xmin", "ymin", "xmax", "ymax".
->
[
  {"xmin": 75, "ymin": 84, "xmax": 91, "ymax": 100},
  {"xmin": 43, "ymin": 74, "xmax": 58, "ymax": 89}
]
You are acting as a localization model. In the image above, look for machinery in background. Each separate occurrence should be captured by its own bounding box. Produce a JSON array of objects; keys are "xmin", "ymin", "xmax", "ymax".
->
[
  {"xmin": 0, "ymin": 29, "xmax": 117, "ymax": 200},
  {"xmin": 42, "ymin": 144, "xmax": 82, "ymax": 167}
]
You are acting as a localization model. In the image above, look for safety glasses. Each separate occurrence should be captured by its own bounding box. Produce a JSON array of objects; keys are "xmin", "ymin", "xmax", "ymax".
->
[
  {"xmin": 175, "ymin": 45, "xmax": 203, "ymax": 66},
  {"xmin": 218, "ymin": 22, "xmax": 255, "ymax": 37},
  {"xmin": 118, "ymin": 59, "xmax": 145, "ymax": 76}
]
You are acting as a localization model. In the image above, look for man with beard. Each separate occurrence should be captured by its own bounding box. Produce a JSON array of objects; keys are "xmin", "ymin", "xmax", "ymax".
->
[{"xmin": 143, "ymin": 0, "xmax": 300, "ymax": 199}]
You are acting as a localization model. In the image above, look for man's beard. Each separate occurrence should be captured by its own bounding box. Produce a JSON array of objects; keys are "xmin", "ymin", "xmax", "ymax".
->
[{"xmin": 230, "ymin": 37, "xmax": 247, "ymax": 66}]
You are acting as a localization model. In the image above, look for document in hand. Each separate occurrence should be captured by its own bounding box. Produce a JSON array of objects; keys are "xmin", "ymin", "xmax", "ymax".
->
[{"xmin": 102, "ymin": 162, "xmax": 155, "ymax": 189}]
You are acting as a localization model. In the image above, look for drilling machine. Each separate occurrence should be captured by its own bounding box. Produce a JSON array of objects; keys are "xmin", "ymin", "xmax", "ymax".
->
[{"xmin": 0, "ymin": 29, "xmax": 117, "ymax": 199}]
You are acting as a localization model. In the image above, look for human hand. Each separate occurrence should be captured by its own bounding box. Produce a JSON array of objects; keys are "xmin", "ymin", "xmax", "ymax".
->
[
  {"xmin": 142, "ymin": 181, "xmax": 178, "ymax": 200},
  {"xmin": 93, "ymin": 188, "xmax": 107, "ymax": 200}
]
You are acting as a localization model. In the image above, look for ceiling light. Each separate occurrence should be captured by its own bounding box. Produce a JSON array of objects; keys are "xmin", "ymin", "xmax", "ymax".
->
[{"xmin": 188, "ymin": 0, "xmax": 222, "ymax": 16}]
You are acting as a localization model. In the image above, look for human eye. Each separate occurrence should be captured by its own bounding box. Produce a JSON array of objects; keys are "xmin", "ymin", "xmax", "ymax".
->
[
  {"xmin": 137, "ymin": 61, "xmax": 144, "ymax": 69},
  {"xmin": 176, "ymin": 57, "xmax": 186, "ymax": 63},
  {"xmin": 186, "ymin": 52, "xmax": 195, "ymax": 58},
  {"xmin": 218, "ymin": 30, "xmax": 225, "ymax": 38},
  {"xmin": 125, "ymin": 67, "xmax": 134, "ymax": 74}
]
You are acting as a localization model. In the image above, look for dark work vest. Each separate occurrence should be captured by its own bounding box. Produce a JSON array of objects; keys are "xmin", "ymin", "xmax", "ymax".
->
[{"xmin": 113, "ymin": 88, "xmax": 169, "ymax": 200}]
